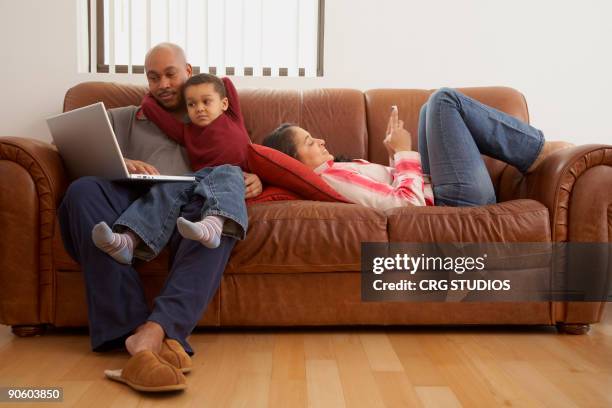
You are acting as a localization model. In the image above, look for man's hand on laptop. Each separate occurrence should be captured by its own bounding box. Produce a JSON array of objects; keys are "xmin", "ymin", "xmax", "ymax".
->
[{"xmin": 125, "ymin": 158, "xmax": 160, "ymax": 175}]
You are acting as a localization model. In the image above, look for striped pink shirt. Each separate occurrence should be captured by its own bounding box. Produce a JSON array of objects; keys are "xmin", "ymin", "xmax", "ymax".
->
[{"xmin": 313, "ymin": 151, "xmax": 434, "ymax": 210}]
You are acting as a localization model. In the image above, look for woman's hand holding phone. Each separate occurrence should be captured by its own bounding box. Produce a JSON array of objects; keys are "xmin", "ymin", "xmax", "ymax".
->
[{"xmin": 384, "ymin": 105, "xmax": 412, "ymax": 154}]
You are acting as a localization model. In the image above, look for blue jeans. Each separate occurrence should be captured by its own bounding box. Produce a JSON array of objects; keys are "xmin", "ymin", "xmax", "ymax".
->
[
  {"xmin": 58, "ymin": 177, "xmax": 236, "ymax": 354},
  {"xmin": 417, "ymin": 88, "xmax": 545, "ymax": 207},
  {"xmin": 114, "ymin": 164, "xmax": 248, "ymax": 261}
]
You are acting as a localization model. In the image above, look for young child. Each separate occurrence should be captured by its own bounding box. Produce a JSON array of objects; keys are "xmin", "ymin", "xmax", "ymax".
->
[
  {"xmin": 92, "ymin": 74, "xmax": 251, "ymax": 264},
  {"xmin": 142, "ymin": 74, "xmax": 251, "ymax": 171}
]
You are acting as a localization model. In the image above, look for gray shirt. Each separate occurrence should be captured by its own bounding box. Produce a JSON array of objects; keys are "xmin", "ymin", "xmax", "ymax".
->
[{"xmin": 107, "ymin": 106, "xmax": 191, "ymax": 175}]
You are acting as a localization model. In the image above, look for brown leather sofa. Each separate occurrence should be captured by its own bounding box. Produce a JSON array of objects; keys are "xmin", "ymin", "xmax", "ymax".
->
[{"xmin": 1, "ymin": 82, "xmax": 610, "ymax": 337}]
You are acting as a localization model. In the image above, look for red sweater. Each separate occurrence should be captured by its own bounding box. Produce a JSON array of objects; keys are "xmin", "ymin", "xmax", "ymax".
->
[{"xmin": 141, "ymin": 77, "xmax": 251, "ymax": 172}]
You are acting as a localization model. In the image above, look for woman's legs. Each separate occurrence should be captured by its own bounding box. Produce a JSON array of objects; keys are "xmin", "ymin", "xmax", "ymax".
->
[
  {"xmin": 422, "ymin": 90, "xmax": 496, "ymax": 207},
  {"xmin": 422, "ymin": 88, "xmax": 545, "ymax": 207},
  {"xmin": 431, "ymin": 88, "xmax": 545, "ymax": 171}
]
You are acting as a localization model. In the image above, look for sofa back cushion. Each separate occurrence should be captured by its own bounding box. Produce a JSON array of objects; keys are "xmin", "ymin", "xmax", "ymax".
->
[
  {"xmin": 63, "ymin": 81, "xmax": 147, "ymax": 112},
  {"xmin": 63, "ymin": 84, "xmax": 369, "ymax": 162},
  {"xmin": 239, "ymin": 88, "xmax": 368, "ymax": 161}
]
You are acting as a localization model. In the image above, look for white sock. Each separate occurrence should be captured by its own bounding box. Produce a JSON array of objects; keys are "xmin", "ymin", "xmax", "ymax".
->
[
  {"xmin": 176, "ymin": 215, "xmax": 224, "ymax": 249},
  {"xmin": 91, "ymin": 222, "xmax": 136, "ymax": 264}
]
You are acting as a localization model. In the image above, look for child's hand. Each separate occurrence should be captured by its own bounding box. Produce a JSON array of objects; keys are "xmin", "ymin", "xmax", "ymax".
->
[
  {"xmin": 125, "ymin": 158, "xmax": 160, "ymax": 175},
  {"xmin": 243, "ymin": 172, "xmax": 263, "ymax": 198},
  {"xmin": 384, "ymin": 107, "xmax": 412, "ymax": 154}
]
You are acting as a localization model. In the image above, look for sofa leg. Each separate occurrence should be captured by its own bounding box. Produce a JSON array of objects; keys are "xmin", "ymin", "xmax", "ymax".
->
[
  {"xmin": 556, "ymin": 323, "xmax": 590, "ymax": 335},
  {"xmin": 11, "ymin": 325, "xmax": 47, "ymax": 337}
]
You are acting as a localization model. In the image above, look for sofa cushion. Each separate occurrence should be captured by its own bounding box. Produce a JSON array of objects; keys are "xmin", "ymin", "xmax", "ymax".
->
[
  {"xmin": 239, "ymin": 88, "xmax": 369, "ymax": 160},
  {"xmin": 385, "ymin": 199, "xmax": 550, "ymax": 242},
  {"xmin": 53, "ymin": 199, "xmax": 549, "ymax": 276},
  {"xmin": 226, "ymin": 201, "xmax": 388, "ymax": 274},
  {"xmin": 247, "ymin": 143, "xmax": 349, "ymax": 202},
  {"xmin": 53, "ymin": 200, "xmax": 388, "ymax": 276}
]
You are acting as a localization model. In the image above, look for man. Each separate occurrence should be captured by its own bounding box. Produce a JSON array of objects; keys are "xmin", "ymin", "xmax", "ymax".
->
[{"xmin": 58, "ymin": 43, "xmax": 262, "ymax": 392}]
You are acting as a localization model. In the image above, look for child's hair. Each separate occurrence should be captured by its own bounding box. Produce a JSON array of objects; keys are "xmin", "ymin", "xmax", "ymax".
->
[
  {"xmin": 263, "ymin": 123, "xmax": 299, "ymax": 159},
  {"xmin": 184, "ymin": 73, "xmax": 226, "ymax": 98}
]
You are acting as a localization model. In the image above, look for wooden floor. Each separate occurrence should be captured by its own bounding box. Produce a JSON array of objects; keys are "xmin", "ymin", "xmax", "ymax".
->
[{"xmin": 1, "ymin": 306, "xmax": 611, "ymax": 407}]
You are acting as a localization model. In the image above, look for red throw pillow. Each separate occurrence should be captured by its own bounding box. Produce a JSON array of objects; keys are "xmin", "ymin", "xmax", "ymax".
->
[
  {"xmin": 247, "ymin": 144, "xmax": 349, "ymax": 202},
  {"xmin": 246, "ymin": 186, "xmax": 301, "ymax": 205}
]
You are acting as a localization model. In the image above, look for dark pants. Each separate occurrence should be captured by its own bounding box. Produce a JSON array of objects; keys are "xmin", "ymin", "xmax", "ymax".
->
[{"xmin": 58, "ymin": 176, "xmax": 236, "ymax": 354}]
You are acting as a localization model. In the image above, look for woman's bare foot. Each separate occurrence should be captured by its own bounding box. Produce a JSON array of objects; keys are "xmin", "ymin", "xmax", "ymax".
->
[
  {"xmin": 125, "ymin": 321, "xmax": 165, "ymax": 356},
  {"xmin": 526, "ymin": 140, "xmax": 573, "ymax": 173}
]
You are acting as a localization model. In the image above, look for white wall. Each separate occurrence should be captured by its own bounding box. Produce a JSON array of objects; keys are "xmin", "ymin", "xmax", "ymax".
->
[{"xmin": 1, "ymin": 0, "xmax": 610, "ymax": 145}]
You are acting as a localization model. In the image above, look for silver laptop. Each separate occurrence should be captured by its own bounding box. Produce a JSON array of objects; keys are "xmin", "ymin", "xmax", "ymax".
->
[{"xmin": 46, "ymin": 102, "xmax": 195, "ymax": 182}]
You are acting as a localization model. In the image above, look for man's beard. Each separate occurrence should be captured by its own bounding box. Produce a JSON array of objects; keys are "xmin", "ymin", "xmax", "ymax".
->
[{"xmin": 155, "ymin": 91, "xmax": 182, "ymax": 110}]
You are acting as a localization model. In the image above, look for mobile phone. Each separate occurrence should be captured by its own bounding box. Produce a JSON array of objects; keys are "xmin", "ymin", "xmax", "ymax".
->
[{"xmin": 385, "ymin": 105, "xmax": 399, "ymax": 142}]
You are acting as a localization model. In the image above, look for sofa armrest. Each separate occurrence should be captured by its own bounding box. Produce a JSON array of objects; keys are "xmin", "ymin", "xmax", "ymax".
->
[
  {"xmin": 520, "ymin": 144, "xmax": 612, "ymax": 241},
  {"xmin": 513, "ymin": 144, "xmax": 612, "ymax": 325},
  {"xmin": 0, "ymin": 136, "xmax": 69, "ymax": 326},
  {"xmin": 0, "ymin": 137, "xmax": 68, "ymax": 203}
]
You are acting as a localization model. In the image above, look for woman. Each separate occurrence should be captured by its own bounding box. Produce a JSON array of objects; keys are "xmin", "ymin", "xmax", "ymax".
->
[{"xmin": 263, "ymin": 88, "xmax": 570, "ymax": 209}]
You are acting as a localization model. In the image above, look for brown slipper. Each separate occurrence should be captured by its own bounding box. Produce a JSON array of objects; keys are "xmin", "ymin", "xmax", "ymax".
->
[
  {"xmin": 160, "ymin": 338, "xmax": 193, "ymax": 374},
  {"xmin": 104, "ymin": 350, "xmax": 187, "ymax": 392}
]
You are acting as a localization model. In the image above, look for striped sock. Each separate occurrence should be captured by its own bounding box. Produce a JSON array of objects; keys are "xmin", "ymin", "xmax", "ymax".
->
[
  {"xmin": 91, "ymin": 222, "xmax": 136, "ymax": 264},
  {"xmin": 176, "ymin": 216, "xmax": 224, "ymax": 249}
]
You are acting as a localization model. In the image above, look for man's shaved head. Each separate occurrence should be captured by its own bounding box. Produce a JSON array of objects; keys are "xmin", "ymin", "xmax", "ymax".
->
[
  {"xmin": 144, "ymin": 42, "xmax": 187, "ymax": 71},
  {"xmin": 144, "ymin": 42, "xmax": 192, "ymax": 110}
]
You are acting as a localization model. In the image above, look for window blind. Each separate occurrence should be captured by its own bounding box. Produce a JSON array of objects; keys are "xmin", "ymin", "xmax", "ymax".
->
[{"xmin": 85, "ymin": 0, "xmax": 324, "ymax": 77}]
